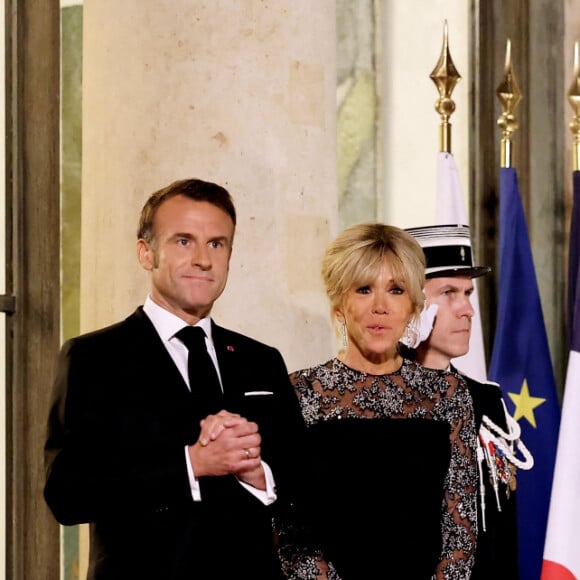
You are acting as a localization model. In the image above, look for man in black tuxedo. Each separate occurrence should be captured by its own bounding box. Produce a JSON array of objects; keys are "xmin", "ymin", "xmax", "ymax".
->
[
  {"xmin": 405, "ymin": 224, "xmax": 520, "ymax": 580},
  {"xmin": 44, "ymin": 178, "xmax": 305, "ymax": 579}
]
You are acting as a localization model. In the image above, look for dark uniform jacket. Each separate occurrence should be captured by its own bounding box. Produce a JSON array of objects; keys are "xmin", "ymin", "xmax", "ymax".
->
[{"xmin": 452, "ymin": 366, "xmax": 519, "ymax": 580}]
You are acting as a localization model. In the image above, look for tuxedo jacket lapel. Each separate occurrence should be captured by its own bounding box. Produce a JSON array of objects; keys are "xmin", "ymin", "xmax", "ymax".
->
[
  {"xmin": 211, "ymin": 323, "xmax": 246, "ymax": 408},
  {"xmin": 130, "ymin": 307, "xmax": 190, "ymax": 396},
  {"xmin": 125, "ymin": 308, "xmax": 205, "ymax": 445}
]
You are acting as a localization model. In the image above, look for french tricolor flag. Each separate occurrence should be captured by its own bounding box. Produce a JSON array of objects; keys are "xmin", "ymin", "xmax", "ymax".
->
[{"xmin": 541, "ymin": 170, "xmax": 580, "ymax": 580}]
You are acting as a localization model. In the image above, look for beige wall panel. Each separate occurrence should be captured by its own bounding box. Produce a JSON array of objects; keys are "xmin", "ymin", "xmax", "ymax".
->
[
  {"xmin": 380, "ymin": 0, "xmax": 469, "ymax": 228},
  {"xmin": 81, "ymin": 1, "xmax": 338, "ymax": 373}
]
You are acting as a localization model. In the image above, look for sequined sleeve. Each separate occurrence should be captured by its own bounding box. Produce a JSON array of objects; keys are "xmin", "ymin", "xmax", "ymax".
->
[
  {"xmin": 275, "ymin": 505, "xmax": 342, "ymax": 580},
  {"xmin": 274, "ymin": 370, "xmax": 342, "ymax": 580},
  {"xmin": 432, "ymin": 372, "xmax": 478, "ymax": 579}
]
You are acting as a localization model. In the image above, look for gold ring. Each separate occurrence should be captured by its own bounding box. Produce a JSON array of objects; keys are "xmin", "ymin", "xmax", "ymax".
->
[{"xmin": 244, "ymin": 449, "xmax": 251, "ymax": 459}]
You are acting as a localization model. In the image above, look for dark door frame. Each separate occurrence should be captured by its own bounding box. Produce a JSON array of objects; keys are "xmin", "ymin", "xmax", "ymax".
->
[{"xmin": 4, "ymin": 0, "xmax": 61, "ymax": 577}]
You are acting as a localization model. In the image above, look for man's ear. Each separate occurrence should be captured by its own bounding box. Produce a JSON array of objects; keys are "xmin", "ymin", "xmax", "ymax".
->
[{"xmin": 137, "ymin": 239, "xmax": 154, "ymax": 271}]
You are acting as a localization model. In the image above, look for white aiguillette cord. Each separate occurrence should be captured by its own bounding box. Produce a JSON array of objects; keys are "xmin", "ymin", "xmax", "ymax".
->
[
  {"xmin": 476, "ymin": 399, "xmax": 534, "ymax": 531},
  {"xmin": 481, "ymin": 399, "xmax": 534, "ymax": 471}
]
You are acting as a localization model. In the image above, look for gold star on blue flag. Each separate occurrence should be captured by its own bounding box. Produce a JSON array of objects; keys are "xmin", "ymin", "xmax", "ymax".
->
[{"xmin": 508, "ymin": 380, "xmax": 546, "ymax": 428}]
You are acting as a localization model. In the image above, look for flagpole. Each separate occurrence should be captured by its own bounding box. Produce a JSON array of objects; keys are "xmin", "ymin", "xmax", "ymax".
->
[
  {"xmin": 496, "ymin": 39, "xmax": 522, "ymax": 169},
  {"xmin": 568, "ymin": 41, "xmax": 580, "ymax": 172},
  {"xmin": 429, "ymin": 21, "xmax": 488, "ymax": 381},
  {"xmin": 429, "ymin": 19, "xmax": 460, "ymax": 154}
]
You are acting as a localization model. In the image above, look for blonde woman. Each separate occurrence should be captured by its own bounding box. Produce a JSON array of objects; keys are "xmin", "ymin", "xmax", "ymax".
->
[{"xmin": 277, "ymin": 223, "xmax": 477, "ymax": 580}]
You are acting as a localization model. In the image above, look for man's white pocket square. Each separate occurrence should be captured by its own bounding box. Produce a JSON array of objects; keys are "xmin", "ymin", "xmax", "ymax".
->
[{"xmin": 244, "ymin": 391, "xmax": 274, "ymax": 396}]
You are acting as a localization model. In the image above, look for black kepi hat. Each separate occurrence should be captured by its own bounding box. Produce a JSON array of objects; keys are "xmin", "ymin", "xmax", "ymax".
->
[{"xmin": 405, "ymin": 224, "xmax": 491, "ymax": 279}]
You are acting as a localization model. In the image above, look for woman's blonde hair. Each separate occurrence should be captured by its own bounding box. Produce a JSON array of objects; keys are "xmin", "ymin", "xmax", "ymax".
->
[{"xmin": 321, "ymin": 223, "xmax": 426, "ymax": 320}]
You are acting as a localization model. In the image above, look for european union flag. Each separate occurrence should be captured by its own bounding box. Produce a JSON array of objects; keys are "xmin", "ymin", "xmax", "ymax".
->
[{"xmin": 489, "ymin": 167, "xmax": 561, "ymax": 580}]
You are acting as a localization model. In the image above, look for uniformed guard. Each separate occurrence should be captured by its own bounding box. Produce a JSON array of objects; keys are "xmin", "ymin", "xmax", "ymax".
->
[{"xmin": 402, "ymin": 223, "xmax": 533, "ymax": 580}]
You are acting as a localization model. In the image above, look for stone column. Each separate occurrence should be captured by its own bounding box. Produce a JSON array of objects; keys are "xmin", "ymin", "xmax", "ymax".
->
[{"xmin": 81, "ymin": 0, "xmax": 338, "ymax": 370}]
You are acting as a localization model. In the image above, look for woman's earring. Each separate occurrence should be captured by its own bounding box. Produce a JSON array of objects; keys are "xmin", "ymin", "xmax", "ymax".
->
[
  {"xmin": 401, "ymin": 317, "xmax": 420, "ymax": 349},
  {"xmin": 340, "ymin": 322, "xmax": 348, "ymax": 348}
]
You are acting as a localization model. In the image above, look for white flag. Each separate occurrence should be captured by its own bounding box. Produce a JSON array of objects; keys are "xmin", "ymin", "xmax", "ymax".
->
[{"xmin": 436, "ymin": 151, "xmax": 487, "ymax": 382}]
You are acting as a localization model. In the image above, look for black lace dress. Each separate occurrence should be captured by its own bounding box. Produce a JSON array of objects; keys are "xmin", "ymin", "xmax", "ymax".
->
[{"xmin": 276, "ymin": 358, "xmax": 478, "ymax": 580}]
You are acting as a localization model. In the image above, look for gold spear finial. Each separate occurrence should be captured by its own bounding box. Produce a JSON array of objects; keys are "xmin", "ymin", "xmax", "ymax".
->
[
  {"xmin": 496, "ymin": 39, "xmax": 522, "ymax": 168},
  {"xmin": 430, "ymin": 20, "xmax": 461, "ymax": 153},
  {"xmin": 568, "ymin": 41, "xmax": 580, "ymax": 171}
]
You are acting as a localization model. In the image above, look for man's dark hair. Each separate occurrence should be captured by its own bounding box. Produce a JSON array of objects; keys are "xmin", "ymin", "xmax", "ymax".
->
[{"xmin": 137, "ymin": 178, "xmax": 237, "ymax": 243}]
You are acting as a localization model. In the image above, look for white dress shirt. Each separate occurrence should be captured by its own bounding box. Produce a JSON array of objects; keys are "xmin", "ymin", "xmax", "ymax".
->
[{"xmin": 143, "ymin": 296, "xmax": 276, "ymax": 505}]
